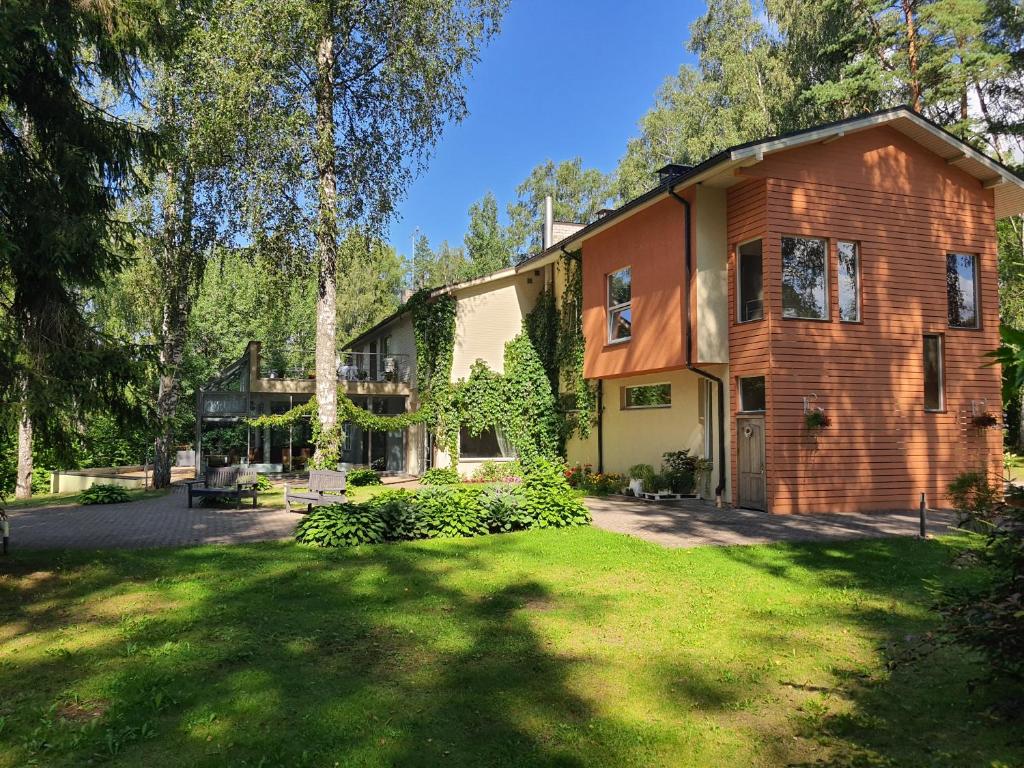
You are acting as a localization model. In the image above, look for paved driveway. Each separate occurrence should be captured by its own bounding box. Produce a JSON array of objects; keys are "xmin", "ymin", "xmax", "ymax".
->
[
  {"xmin": 5, "ymin": 486, "xmax": 298, "ymax": 550},
  {"xmin": 587, "ymin": 496, "xmax": 958, "ymax": 548}
]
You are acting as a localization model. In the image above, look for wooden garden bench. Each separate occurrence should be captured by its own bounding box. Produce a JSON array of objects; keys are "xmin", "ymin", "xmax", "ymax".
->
[
  {"xmin": 185, "ymin": 467, "xmax": 259, "ymax": 509},
  {"xmin": 285, "ymin": 469, "xmax": 347, "ymax": 513}
]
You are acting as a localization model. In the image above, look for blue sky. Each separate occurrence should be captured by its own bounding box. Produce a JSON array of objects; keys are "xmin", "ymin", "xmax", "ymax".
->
[{"xmin": 387, "ymin": 0, "xmax": 704, "ymax": 257}]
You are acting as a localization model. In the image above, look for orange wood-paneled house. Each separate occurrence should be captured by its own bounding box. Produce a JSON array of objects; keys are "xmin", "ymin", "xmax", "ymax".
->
[{"xmin": 521, "ymin": 107, "xmax": 1024, "ymax": 514}]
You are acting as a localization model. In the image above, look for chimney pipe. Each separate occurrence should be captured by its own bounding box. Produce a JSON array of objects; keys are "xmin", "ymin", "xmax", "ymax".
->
[{"xmin": 542, "ymin": 195, "xmax": 554, "ymax": 249}]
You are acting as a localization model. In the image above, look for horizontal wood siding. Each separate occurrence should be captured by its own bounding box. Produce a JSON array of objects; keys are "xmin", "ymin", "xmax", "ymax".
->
[
  {"xmin": 740, "ymin": 127, "xmax": 1001, "ymax": 513},
  {"xmin": 727, "ymin": 179, "xmax": 771, "ymax": 508}
]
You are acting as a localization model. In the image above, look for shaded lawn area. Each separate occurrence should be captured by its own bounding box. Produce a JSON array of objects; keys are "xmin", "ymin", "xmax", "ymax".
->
[{"xmin": 0, "ymin": 529, "xmax": 1020, "ymax": 767}]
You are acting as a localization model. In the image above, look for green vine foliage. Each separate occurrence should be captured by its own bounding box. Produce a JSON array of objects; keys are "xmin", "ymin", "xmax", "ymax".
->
[
  {"xmin": 524, "ymin": 286, "xmax": 559, "ymax": 396},
  {"xmin": 457, "ymin": 331, "xmax": 560, "ymax": 464},
  {"xmin": 555, "ymin": 253, "xmax": 595, "ymax": 441},
  {"xmin": 408, "ymin": 289, "xmax": 459, "ymax": 459}
]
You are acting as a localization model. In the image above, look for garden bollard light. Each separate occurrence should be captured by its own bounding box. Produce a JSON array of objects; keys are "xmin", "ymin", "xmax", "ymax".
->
[{"xmin": 919, "ymin": 492, "xmax": 927, "ymax": 538}]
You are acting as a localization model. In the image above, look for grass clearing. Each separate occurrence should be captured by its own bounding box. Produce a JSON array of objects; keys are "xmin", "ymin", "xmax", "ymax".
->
[
  {"xmin": 1, "ymin": 488, "xmax": 169, "ymax": 512},
  {"xmin": 0, "ymin": 528, "xmax": 1019, "ymax": 767}
]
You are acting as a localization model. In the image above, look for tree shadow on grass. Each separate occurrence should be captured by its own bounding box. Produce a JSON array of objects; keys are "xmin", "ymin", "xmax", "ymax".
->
[
  {"xmin": 0, "ymin": 538, "xmax": 646, "ymax": 767},
  {"xmin": 712, "ymin": 535, "xmax": 1024, "ymax": 767}
]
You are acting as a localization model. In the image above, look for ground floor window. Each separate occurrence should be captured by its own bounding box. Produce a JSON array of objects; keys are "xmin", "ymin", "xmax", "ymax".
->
[
  {"xmin": 738, "ymin": 376, "xmax": 766, "ymax": 412},
  {"xmin": 923, "ymin": 335, "xmax": 944, "ymax": 412},
  {"xmin": 459, "ymin": 426, "xmax": 514, "ymax": 459},
  {"xmin": 621, "ymin": 383, "xmax": 671, "ymax": 409}
]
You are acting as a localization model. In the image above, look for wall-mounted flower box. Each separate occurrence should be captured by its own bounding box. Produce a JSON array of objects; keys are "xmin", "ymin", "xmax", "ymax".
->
[
  {"xmin": 972, "ymin": 412, "xmax": 999, "ymax": 428},
  {"xmin": 804, "ymin": 407, "xmax": 830, "ymax": 430}
]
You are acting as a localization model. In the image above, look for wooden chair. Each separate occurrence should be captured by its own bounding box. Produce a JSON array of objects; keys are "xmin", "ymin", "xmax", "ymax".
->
[
  {"xmin": 285, "ymin": 470, "xmax": 347, "ymax": 513},
  {"xmin": 185, "ymin": 467, "xmax": 259, "ymax": 509}
]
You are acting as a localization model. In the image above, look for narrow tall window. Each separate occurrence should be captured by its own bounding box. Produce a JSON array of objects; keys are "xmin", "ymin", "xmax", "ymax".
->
[
  {"xmin": 946, "ymin": 253, "xmax": 978, "ymax": 328},
  {"xmin": 738, "ymin": 240, "xmax": 763, "ymax": 322},
  {"xmin": 782, "ymin": 236, "xmax": 828, "ymax": 319},
  {"xmin": 607, "ymin": 267, "xmax": 632, "ymax": 342},
  {"xmin": 837, "ymin": 241, "xmax": 860, "ymax": 322},
  {"xmin": 923, "ymin": 335, "xmax": 944, "ymax": 412}
]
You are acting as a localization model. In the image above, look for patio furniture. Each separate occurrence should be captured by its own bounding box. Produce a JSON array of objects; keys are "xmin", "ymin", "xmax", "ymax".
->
[
  {"xmin": 185, "ymin": 467, "xmax": 259, "ymax": 509},
  {"xmin": 285, "ymin": 469, "xmax": 347, "ymax": 513}
]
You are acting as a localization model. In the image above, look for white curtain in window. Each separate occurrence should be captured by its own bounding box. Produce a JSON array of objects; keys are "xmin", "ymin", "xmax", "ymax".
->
[{"xmin": 494, "ymin": 427, "xmax": 514, "ymax": 458}]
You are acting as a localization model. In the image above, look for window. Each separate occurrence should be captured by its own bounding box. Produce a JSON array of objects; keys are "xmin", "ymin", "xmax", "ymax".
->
[
  {"xmin": 622, "ymin": 383, "xmax": 671, "ymax": 409},
  {"xmin": 782, "ymin": 236, "xmax": 828, "ymax": 319},
  {"xmin": 947, "ymin": 253, "xmax": 978, "ymax": 328},
  {"xmin": 699, "ymin": 379, "xmax": 713, "ymax": 460},
  {"xmin": 837, "ymin": 241, "xmax": 860, "ymax": 322},
  {"xmin": 459, "ymin": 426, "xmax": 514, "ymax": 459},
  {"xmin": 923, "ymin": 335, "xmax": 944, "ymax": 412},
  {"xmin": 739, "ymin": 376, "xmax": 766, "ymax": 412},
  {"xmin": 738, "ymin": 240, "xmax": 763, "ymax": 322},
  {"xmin": 607, "ymin": 267, "xmax": 632, "ymax": 342}
]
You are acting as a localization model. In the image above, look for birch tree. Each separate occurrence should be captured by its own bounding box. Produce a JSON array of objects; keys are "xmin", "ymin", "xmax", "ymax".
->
[{"xmin": 194, "ymin": 0, "xmax": 506, "ymax": 466}]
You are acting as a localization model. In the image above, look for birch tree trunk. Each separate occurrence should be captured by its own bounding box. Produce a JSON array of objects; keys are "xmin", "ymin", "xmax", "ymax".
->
[
  {"xmin": 312, "ymin": 11, "xmax": 339, "ymax": 467},
  {"xmin": 15, "ymin": 388, "xmax": 33, "ymax": 500},
  {"xmin": 153, "ymin": 162, "xmax": 200, "ymax": 488}
]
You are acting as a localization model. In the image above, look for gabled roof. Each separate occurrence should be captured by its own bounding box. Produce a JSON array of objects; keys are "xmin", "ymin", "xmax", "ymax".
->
[{"xmin": 516, "ymin": 106, "xmax": 1024, "ymax": 270}]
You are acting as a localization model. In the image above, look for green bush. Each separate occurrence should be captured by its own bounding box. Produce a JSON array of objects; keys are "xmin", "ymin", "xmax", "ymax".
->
[
  {"xmin": 480, "ymin": 485, "xmax": 531, "ymax": 532},
  {"xmin": 413, "ymin": 486, "xmax": 488, "ymax": 538},
  {"xmin": 662, "ymin": 450, "xmax": 697, "ymax": 494},
  {"xmin": 255, "ymin": 474, "xmax": 274, "ymax": 491},
  {"xmin": 519, "ymin": 457, "xmax": 590, "ymax": 528},
  {"xmin": 31, "ymin": 467, "xmax": 51, "ymax": 495},
  {"xmin": 347, "ymin": 468, "xmax": 382, "ymax": 487},
  {"xmin": 295, "ymin": 504, "xmax": 387, "ymax": 547},
  {"xmin": 420, "ymin": 467, "xmax": 460, "ymax": 486},
  {"xmin": 947, "ymin": 470, "xmax": 1002, "ymax": 530},
  {"xmin": 362, "ymin": 489, "xmax": 418, "ymax": 540},
  {"xmin": 78, "ymin": 484, "xmax": 132, "ymax": 505},
  {"xmin": 471, "ymin": 460, "xmax": 524, "ymax": 483}
]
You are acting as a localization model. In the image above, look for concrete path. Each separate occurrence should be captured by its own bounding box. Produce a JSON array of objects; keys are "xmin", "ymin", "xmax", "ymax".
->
[
  {"xmin": 5, "ymin": 486, "xmax": 298, "ymax": 550},
  {"xmin": 586, "ymin": 496, "xmax": 958, "ymax": 548}
]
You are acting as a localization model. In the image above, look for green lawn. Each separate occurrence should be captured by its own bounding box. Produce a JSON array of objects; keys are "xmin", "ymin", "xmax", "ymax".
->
[{"xmin": 0, "ymin": 529, "xmax": 1018, "ymax": 767}]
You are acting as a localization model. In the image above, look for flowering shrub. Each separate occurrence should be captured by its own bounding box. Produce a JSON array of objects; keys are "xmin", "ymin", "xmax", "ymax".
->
[{"xmin": 564, "ymin": 464, "xmax": 627, "ymax": 496}]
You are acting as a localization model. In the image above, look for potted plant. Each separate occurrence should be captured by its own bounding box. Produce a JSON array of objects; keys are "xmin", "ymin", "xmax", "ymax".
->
[
  {"xmin": 662, "ymin": 450, "xmax": 698, "ymax": 495},
  {"xmin": 627, "ymin": 464, "xmax": 655, "ymax": 496},
  {"xmin": 972, "ymin": 412, "xmax": 998, "ymax": 428},
  {"xmin": 804, "ymin": 407, "xmax": 830, "ymax": 430}
]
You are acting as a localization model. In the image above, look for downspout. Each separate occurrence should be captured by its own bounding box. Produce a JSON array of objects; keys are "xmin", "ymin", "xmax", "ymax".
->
[
  {"xmin": 561, "ymin": 244, "xmax": 604, "ymax": 474},
  {"xmin": 668, "ymin": 187, "xmax": 726, "ymax": 507}
]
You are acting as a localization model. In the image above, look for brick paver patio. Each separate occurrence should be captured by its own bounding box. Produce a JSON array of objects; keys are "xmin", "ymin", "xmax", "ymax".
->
[
  {"xmin": 586, "ymin": 496, "xmax": 958, "ymax": 548},
  {"xmin": 5, "ymin": 486, "xmax": 297, "ymax": 550}
]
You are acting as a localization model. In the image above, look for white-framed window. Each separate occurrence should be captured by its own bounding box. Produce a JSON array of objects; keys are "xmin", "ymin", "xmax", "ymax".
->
[
  {"xmin": 459, "ymin": 426, "xmax": 515, "ymax": 459},
  {"xmin": 782, "ymin": 236, "xmax": 829, "ymax": 320},
  {"xmin": 837, "ymin": 241, "xmax": 861, "ymax": 322},
  {"xmin": 738, "ymin": 376, "xmax": 766, "ymax": 412},
  {"xmin": 607, "ymin": 267, "xmax": 632, "ymax": 343},
  {"xmin": 923, "ymin": 334, "xmax": 944, "ymax": 412},
  {"xmin": 946, "ymin": 253, "xmax": 979, "ymax": 328},
  {"xmin": 622, "ymin": 383, "xmax": 671, "ymax": 409},
  {"xmin": 737, "ymin": 239, "xmax": 764, "ymax": 322},
  {"xmin": 699, "ymin": 378, "xmax": 713, "ymax": 459}
]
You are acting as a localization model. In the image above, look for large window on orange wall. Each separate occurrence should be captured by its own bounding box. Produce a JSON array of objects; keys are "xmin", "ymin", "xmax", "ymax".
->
[
  {"xmin": 782, "ymin": 236, "xmax": 828, "ymax": 319},
  {"xmin": 607, "ymin": 267, "xmax": 632, "ymax": 343}
]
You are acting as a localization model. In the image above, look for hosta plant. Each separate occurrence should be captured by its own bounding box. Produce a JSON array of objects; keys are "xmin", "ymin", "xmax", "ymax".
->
[
  {"xmin": 78, "ymin": 484, "xmax": 131, "ymax": 505},
  {"xmin": 295, "ymin": 504, "xmax": 387, "ymax": 547}
]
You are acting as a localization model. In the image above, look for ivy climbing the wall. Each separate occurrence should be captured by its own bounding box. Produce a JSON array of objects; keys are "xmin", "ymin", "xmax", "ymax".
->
[
  {"xmin": 556, "ymin": 252, "xmax": 595, "ymax": 441},
  {"xmin": 457, "ymin": 331, "xmax": 560, "ymax": 464},
  {"xmin": 248, "ymin": 392, "xmax": 432, "ymax": 436},
  {"xmin": 407, "ymin": 288, "xmax": 459, "ymax": 460}
]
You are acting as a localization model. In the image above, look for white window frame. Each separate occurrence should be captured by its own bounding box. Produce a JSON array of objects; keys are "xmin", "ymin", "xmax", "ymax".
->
[
  {"xmin": 736, "ymin": 238, "xmax": 764, "ymax": 324},
  {"xmin": 837, "ymin": 240, "xmax": 861, "ymax": 323},
  {"xmin": 607, "ymin": 266, "xmax": 632, "ymax": 344},
  {"xmin": 738, "ymin": 376, "xmax": 766, "ymax": 413},
  {"xmin": 781, "ymin": 235, "xmax": 830, "ymax": 321},
  {"xmin": 923, "ymin": 334, "xmax": 945, "ymax": 412},
  {"xmin": 621, "ymin": 382, "xmax": 672, "ymax": 410}
]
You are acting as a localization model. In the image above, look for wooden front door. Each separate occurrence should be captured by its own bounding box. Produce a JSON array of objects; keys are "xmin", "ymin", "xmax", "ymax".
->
[{"xmin": 737, "ymin": 416, "xmax": 766, "ymax": 510}]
